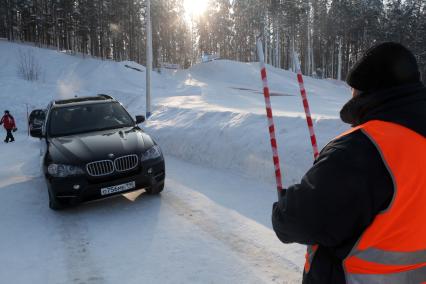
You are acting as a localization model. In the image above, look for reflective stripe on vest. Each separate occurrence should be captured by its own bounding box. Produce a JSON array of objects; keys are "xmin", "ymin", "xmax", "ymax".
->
[
  {"xmin": 342, "ymin": 120, "xmax": 426, "ymax": 283},
  {"xmin": 304, "ymin": 244, "xmax": 319, "ymax": 273}
]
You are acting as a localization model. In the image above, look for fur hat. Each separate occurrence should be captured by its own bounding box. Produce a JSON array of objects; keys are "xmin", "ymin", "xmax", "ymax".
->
[{"xmin": 346, "ymin": 42, "xmax": 420, "ymax": 92}]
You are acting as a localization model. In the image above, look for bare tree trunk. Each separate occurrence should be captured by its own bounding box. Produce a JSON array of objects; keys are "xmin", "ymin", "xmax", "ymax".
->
[
  {"xmin": 264, "ymin": 15, "xmax": 268, "ymax": 64},
  {"xmin": 275, "ymin": 19, "xmax": 279, "ymax": 68},
  {"xmin": 338, "ymin": 37, "xmax": 342, "ymax": 81},
  {"xmin": 331, "ymin": 43, "xmax": 335, "ymax": 79},
  {"xmin": 291, "ymin": 35, "xmax": 295, "ymax": 72},
  {"xmin": 307, "ymin": 19, "xmax": 311, "ymax": 75}
]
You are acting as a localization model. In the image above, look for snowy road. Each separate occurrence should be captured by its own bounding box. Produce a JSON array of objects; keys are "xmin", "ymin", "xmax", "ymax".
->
[
  {"xmin": 0, "ymin": 137, "xmax": 304, "ymax": 284},
  {"xmin": 0, "ymin": 41, "xmax": 350, "ymax": 284}
]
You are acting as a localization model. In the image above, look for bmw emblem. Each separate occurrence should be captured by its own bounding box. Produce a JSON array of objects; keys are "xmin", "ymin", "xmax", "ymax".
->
[{"xmin": 108, "ymin": 153, "xmax": 115, "ymax": 159}]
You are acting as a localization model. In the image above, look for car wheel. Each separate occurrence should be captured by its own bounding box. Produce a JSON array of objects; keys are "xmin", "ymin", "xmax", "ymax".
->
[
  {"xmin": 48, "ymin": 189, "xmax": 64, "ymax": 210},
  {"xmin": 146, "ymin": 182, "xmax": 164, "ymax": 195}
]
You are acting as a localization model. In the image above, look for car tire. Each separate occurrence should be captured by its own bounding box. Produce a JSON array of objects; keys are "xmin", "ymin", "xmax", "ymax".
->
[
  {"xmin": 146, "ymin": 182, "xmax": 164, "ymax": 195},
  {"xmin": 48, "ymin": 189, "xmax": 64, "ymax": 210}
]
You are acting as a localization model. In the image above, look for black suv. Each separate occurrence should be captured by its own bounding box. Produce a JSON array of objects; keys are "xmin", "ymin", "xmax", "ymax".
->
[{"xmin": 30, "ymin": 95, "xmax": 165, "ymax": 210}]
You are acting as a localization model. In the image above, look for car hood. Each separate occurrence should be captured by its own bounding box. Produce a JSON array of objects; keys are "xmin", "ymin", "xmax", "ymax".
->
[{"xmin": 48, "ymin": 127, "xmax": 154, "ymax": 164}]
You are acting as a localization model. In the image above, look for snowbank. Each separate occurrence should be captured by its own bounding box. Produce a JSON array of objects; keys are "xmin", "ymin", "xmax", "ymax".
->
[
  {"xmin": 145, "ymin": 106, "xmax": 347, "ymax": 186},
  {"xmin": 0, "ymin": 41, "xmax": 351, "ymax": 185},
  {"xmin": 0, "ymin": 40, "xmax": 354, "ymax": 283}
]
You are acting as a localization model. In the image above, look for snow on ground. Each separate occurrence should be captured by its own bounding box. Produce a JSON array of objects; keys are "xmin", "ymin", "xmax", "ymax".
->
[
  {"xmin": 0, "ymin": 140, "xmax": 304, "ymax": 283},
  {"xmin": 143, "ymin": 60, "xmax": 350, "ymax": 184},
  {"xmin": 0, "ymin": 41, "xmax": 351, "ymax": 283},
  {"xmin": 0, "ymin": 40, "xmax": 351, "ymax": 184}
]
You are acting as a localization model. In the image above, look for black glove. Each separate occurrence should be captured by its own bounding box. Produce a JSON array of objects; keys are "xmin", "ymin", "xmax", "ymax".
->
[
  {"xmin": 278, "ymin": 188, "xmax": 287, "ymax": 201},
  {"xmin": 272, "ymin": 188, "xmax": 287, "ymax": 211},
  {"xmin": 13, "ymin": 128, "xmax": 17, "ymax": 132}
]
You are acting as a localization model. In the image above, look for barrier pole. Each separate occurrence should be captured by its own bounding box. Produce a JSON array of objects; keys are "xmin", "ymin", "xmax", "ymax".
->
[
  {"xmin": 256, "ymin": 39, "xmax": 284, "ymax": 196},
  {"xmin": 294, "ymin": 54, "xmax": 319, "ymax": 159}
]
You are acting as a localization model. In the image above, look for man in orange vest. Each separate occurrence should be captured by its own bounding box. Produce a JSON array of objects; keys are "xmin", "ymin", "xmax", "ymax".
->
[{"xmin": 272, "ymin": 42, "xmax": 426, "ymax": 283}]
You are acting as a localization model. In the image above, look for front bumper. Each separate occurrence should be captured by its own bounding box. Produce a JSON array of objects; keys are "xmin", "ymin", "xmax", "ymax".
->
[{"xmin": 46, "ymin": 159, "xmax": 165, "ymax": 204}]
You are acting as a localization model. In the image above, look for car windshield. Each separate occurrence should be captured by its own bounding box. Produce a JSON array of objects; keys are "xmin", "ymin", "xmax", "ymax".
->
[{"xmin": 49, "ymin": 102, "xmax": 134, "ymax": 137}]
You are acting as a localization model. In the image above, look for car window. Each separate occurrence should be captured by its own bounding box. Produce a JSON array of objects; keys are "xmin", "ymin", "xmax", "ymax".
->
[{"xmin": 49, "ymin": 102, "xmax": 134, "ymax": 137}]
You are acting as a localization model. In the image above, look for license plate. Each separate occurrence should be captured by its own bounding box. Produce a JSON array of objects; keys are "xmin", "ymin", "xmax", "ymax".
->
[{"xmin": 101, "ymin": 181, "xmax": 136, "ymax": 196}]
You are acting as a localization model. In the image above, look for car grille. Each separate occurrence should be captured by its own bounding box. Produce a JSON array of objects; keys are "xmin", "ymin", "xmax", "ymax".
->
[
  {"xmin": 86, "ymin": 160, "xmax": 115, "ymax": 177},
  {"xmin": 86, "ymin": 154, "xmax": 139, "ymax": 177},
  {"xmin": 114, "ymin": 155, "xmax": 139, "ymax": 172}
]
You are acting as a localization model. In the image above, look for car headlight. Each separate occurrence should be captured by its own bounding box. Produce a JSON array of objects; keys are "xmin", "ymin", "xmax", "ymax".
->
[
  {"xmin": 141, "ymin": 145, "xmax": 162, "ymax": 161},
  {"xmin": 47, "ymin": 164, "xmax": 85, "ymax": 177}
]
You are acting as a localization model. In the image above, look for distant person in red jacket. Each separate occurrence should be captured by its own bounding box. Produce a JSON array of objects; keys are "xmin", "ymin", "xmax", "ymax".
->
[{"xmin": 0, "ymin": 110, "xmax": 16, "ymax": 143}]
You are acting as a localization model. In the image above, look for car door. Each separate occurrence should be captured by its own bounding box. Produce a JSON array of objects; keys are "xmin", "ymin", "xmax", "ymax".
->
[{"xmin": 40, "ymin": 105, "xmax": 52, "ymax": 170}]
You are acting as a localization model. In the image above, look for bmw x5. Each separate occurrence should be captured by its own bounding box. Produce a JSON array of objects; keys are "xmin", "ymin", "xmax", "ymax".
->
[{"xmin": 29, "ymin": 95, "xmax": 165, "ymax": 210}]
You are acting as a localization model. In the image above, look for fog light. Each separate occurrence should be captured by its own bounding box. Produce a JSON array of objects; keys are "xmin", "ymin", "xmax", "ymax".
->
[
  {"xmin": 73, "ymin": 185, "xmax": 80, "ymax": 190},
  {"xmin": 147, "ymin": 168, "xmax": 153, "ymax": 175}
]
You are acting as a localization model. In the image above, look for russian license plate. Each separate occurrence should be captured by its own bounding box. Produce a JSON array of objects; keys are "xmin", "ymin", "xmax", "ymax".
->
[{"xmin": 101, "ymin": 181, "xmax": 136, "ymax": 196}]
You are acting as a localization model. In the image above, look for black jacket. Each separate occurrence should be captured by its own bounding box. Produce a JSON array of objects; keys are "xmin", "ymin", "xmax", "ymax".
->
[{"xmin": 272, "ymin": 82, "xmax": 426, "ymax": 284}]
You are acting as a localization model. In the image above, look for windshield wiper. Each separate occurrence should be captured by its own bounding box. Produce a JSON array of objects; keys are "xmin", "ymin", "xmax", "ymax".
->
[
  {"xmin": 92, "ymin": 125, "xmax": 134, "ymax": 132},
  {"xmin": 50, "ymin": 125, "xmax": 134, "ymax": 138}
]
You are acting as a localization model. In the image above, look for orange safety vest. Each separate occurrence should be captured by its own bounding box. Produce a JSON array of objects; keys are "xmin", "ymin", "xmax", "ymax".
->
[{"xmin": 304, "ymin": 120, "xmax": 426, "ymax": 283}]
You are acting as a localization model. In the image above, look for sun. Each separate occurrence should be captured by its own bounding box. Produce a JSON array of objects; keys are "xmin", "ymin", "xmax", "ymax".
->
[{"xmin": 184, "ymin": 0, "xmax": 208, "ymax": 17}]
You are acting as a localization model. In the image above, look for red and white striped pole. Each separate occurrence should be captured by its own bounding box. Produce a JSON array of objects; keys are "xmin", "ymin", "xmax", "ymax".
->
[
  {"xmin": 257, "ymin": 39, "xmax": 284, "ymax": 196},
  {"xmin": 293, "ymin": 54, "xmax": 319, "ymax": 159}
]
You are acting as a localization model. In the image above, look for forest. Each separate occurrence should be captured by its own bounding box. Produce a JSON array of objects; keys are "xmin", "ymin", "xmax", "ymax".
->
[{"xmin": 1, "ymin": 0, "xmax": 425, "ymax": 81}]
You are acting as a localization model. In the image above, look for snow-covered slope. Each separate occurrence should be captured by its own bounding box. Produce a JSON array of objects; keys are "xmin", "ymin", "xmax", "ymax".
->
[
  {"xmin": 0, "ymin": 40, "xmax": 351, "ymax": 184},
  {"xmin": 0, "ymin": 41, "xmax": 352, "ymax": 283},
  {"xmin": 147, "ymin": 62, "xmax": 351, "ymax": 184}
]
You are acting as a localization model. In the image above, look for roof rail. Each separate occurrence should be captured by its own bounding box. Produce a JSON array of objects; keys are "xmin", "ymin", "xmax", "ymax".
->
[
  {"xmin": 97, "ymin": 94, "xmax": 114, "ymax": 100},
  {"xmin": 53, "ymin": 95, "xmax": 115, "ymax": 106}
]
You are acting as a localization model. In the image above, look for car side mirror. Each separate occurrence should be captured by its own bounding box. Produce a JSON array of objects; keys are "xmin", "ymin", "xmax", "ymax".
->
[
  {"xmin": 135, "ymin": 115, "xmax": 145, "ymax": 124},
  {"xmin": 29, "ymin": 109, "xmax": 45, "ymax": 124},
  {"xmin": 30, "ymin": 127, "xmax": 44, "ymax": 138}
]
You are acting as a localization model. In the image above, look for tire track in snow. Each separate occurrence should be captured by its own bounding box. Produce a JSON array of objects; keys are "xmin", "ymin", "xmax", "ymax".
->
[
  {"xmin": 162, "ymin": 179, "xmax": 304, "ymax": 284},
  {"xmin": 0, "ymin": 137, "xmax": 103, "ymax": 283},
  {"xmin": 55, "ymin": 211, "xmax": 105, "ymax": 284}
]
